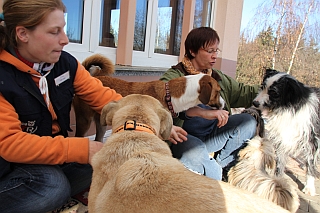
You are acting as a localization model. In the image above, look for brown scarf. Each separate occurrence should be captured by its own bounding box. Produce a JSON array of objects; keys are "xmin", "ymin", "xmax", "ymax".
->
[{"xmin": 181, "ymin": 56, "xmax": 212, "ymax": 76}]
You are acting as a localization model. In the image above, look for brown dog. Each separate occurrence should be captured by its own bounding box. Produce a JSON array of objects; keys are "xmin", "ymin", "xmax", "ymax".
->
[
  {"xmin": 88, "ymin": 94, "xmax": 290, "ymax": 213},
  {"xmin": 73, "ymin": 54, "xmax": 224, "ymax": 141}
]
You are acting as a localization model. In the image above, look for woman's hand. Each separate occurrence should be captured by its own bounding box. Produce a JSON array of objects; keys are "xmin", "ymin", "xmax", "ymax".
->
[
  {"xmin": 209, "ymin": 109, "xmax": 229, "ymax": 128},
  {"xmin": 88, "ymin": 140, "xmax": 104, "ymax": 165},
  {"xmin": 168, "ymin": 125, "xmax": 188, "ymax": 144},
  {"xmin": 186, "ymin": 107, "xmax": 229, "ymax": 128}
]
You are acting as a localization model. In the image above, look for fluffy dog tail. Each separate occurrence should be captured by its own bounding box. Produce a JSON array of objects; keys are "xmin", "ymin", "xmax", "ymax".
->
[
  {"xmin": 255, "ymin": 177, "xmax": 299, "ymax": 213},
  {"xmin": 237, "ymin": 136, "xmax": 275, "ymax": 171},
  {"xmin": 228, "ymin": 136, "xmax": 300, "ymax": 212},
  {"xmin": 82, "ymin": 54, "xmax": 115, "ymax": 76}
]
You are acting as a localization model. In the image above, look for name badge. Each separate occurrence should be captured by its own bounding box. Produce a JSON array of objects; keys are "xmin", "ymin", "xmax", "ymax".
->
[{"xmin": 55, "ymin": 71, "xmax": 70, "ymax": 86}]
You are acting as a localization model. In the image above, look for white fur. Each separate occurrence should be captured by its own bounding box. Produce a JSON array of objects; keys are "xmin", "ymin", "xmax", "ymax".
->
[
  {"xmin": 303, "ymin": 175, "xmax": 316, "ymax": 195},
  {"xmin": 253, "ymin": 72, "xmax": 320, "ymax": 196},
  {"xmin": 265, "ymin": 101, "xmax": 316, "ymax": 156},
  {"xmin": 219, "ymin": 96, "xmax": 225, "ymax": 109},
  {"xmin": 171, "ymin": 73, "xmax": 225, "ymax": 112},
  {"xmin": 171, "ymin": 74, "xmax": 204, "ymax": 112},
  {"xmin": 256, "ymin": 73, "xmax": 319, "ymax": 157}
]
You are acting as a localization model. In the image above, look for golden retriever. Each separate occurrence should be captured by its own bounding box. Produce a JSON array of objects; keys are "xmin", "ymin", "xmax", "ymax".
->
[{"xmin": 88, "ymin": 94, "xmax": 290, "ymax": 213}]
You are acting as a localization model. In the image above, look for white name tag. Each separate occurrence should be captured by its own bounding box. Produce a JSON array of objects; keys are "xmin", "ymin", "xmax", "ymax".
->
[{"xmin": 55, "ymin": 71, "xmax": 70, "ymax": 86}]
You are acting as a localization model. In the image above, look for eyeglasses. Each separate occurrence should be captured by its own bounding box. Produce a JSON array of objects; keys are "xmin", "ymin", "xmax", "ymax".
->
[{"xmin": 201, "ymin": 48, "xmax": 221, "ymax": 55}]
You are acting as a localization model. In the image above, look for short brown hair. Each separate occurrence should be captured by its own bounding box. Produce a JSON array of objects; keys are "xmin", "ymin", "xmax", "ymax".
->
[
  {"xmin": 0, "ymin": 0, "xmax": 66, "ymax": 51},
  {"xmin": 184, "ymin": 27, "xmax": 220, "ymax": 59}
]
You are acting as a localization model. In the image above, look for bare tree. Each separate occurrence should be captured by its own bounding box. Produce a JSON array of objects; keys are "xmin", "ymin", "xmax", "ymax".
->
[
  {"xmin": 273, "ymin": 0, "xmax": 287, "ymax": 69},
  {"xmin": 237, "ymin": 0, "xmax": 320, "ymax": 86},
  {"xmin": 287, "ymin": 0, "xmax": 314, "ymax": 74}
]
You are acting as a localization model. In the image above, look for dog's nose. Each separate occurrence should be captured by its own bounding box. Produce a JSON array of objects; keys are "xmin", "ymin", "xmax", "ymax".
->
[{"xmin": 252, "ymin": 100, "xmax": 260, "ymax": 107}]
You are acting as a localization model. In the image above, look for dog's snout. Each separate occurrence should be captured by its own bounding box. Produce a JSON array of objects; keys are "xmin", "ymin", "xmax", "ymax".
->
[
  {"xmin": 253, "ymin": 100, "xmax": 260, "ymax": 108},
  {"xmin": 208, "ymin": 96, "xmax": 225, "ymax": 110},
  {"xmin": 219, "ymin": 96, "xmax": 225, "ymax": 109}
]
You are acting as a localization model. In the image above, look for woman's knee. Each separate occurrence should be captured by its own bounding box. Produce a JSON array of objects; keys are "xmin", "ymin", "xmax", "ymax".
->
[
  {"xmin": 171, "ymin": 134, "xmax": 207, "ymax": 159},
  {"xmin": 231, "ymin": 113, "xmax": 257, "ymax": 139},
  {"xmin": 37, "ymin": 166, "xmax": 71, "ymax": 209},
  {"xmin": 0, "ymin": 165, "xmax": 71, "ymax": 213},
  {"xmin": 241, "ymin": 113, "xmax": 258, "ymax": 138}
]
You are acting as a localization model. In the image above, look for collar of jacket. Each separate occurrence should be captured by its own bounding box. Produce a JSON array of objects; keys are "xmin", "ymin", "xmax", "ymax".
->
[{"xmin": 172, "ymin": 62, "xmax": 222, "ymax": 81}]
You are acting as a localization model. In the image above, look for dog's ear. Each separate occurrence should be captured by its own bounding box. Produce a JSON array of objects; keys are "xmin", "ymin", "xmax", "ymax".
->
[
  {"xmin": 282, "ymin": 76, "xmax": 310, "ymax": 107},
  {"xmin": 199, "ymin": 76, "xmax": 222, "ymax": 109},
  {"xmin": 157, "ymin": 107, "xmax": 173, "ymax": 140},
  {"xmin": 100, "ymin": 101, "xmax": 118, "ymax": 126},
  {"xmin": 264, "ymin": 68, "xmax": 279, "ymax": 82},
  {"xmin": 198, "ymin": 75, "xmax": 212, "ymax": 104}
]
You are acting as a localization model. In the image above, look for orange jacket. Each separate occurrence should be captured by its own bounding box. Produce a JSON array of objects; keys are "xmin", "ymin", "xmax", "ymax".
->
[{"xmin": 0, "ymin": 50, "xmax": 122, "ymax": 165}]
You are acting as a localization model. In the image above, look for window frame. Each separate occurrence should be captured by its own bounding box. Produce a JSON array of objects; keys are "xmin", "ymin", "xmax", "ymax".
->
[{"xmin": 64, "ymin": 0, "xmax": 215, "ymax": 68}]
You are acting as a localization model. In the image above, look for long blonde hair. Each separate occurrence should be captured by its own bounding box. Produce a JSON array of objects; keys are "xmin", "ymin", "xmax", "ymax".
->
[{"xmin": 0, "ymin": 0, "xmax": 66, "ymax": 51}]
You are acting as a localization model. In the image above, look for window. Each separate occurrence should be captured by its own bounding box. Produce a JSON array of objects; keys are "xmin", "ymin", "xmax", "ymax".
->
[
  {"xmin": 133, "ymin": 0, "xmax": 148, "ymax": 51},
  {"xmin": 194, "ymin": 0, "xmax": 214, "ymax": 28},
  {"xmin": 63, "ymin": 0, "xmax": 216, "ymax": 67},
  {"xmin": 99, "ymin": 0, "xmax": 121, "ymax": 48},
  {"xmin": 63, "ymin": 0, "xmax": 84, "ymax": 43},
  {"xmin": 154, "ymin": 0, "xmax": 184, "ymax": 56}
]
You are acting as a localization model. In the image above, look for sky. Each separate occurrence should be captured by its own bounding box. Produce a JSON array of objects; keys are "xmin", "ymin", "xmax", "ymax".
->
[
  {"xmin": 240, "ymin": 0, "xmax": 264, "ymax": 31},
  {"xmin": 240, "ymin": 0, "xmax": 319, "ymax": 46}
]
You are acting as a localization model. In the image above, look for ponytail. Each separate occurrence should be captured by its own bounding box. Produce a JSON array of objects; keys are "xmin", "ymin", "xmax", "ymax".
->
[{"xmin": 0, "ymin": 13, "xmax": 9, "ymax": 52}]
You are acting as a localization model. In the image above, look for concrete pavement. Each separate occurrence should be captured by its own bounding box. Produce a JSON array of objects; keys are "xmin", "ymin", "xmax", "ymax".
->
[{"xmin": 286, "ymin": 158, "xmax": 320, "ymax": 213}]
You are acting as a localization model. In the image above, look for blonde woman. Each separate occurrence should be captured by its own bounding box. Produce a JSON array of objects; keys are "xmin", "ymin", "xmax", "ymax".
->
[{"xmin": 0, "ymin": 0, "xmax": 122, "ymax": 212}]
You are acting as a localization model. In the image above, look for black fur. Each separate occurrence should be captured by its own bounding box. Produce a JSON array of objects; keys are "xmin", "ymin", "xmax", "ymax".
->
[
  {"xmin": 252, "ymin": 68, "xmax": 320, "ymax": 195},
  {"xmin": 254, "ymin": 69, "xmax": 313, "ymax": 112}
]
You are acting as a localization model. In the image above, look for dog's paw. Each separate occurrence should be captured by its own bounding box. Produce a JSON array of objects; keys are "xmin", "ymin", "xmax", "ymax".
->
[
  {"xmin": 302, "ymin": 186, "xmax": 318, "ymax": 196},
  {"xmin": 242, "ymin": 107, "xmax": 265, "ymax": 137},
  {"xmin": 242, "ymin": 107, "xmax": 261, "ymax": 119}
]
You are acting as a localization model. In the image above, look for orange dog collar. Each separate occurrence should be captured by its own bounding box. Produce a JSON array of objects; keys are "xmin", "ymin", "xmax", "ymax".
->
[{"xmin": 113, "ymin": 120, "xmax": 156, "ymax": 135}]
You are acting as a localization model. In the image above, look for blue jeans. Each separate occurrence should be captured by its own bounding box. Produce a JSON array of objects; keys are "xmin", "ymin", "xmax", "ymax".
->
[
  {"xmin": 171, "ymin": 113, "xmax": 256, "ymax": 180},
  {"xmin": 0, "ymin": 163, "xmax": 92, "ymax": 213}
]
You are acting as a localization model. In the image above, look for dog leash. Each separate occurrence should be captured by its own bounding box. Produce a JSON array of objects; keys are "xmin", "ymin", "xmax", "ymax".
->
[
  {"xmin": 113, "ymin": 120, "xmax": 156, "ymax": 135},
  {"xmin": 165, "ymin": 82, "xmax": 177, "ymax": 117}
]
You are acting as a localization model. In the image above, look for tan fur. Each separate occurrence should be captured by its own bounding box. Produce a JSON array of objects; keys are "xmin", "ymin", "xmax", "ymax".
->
[
  {"xmin": 88, "ymin": 94, "xmax": 290, "ymax": 213},
  {"xmin": 82, "ymin": 53, "xmax": 115, "ymax": 76},
  {"xmin": 73, "ymin": 54, "xmax": 222, "ymax": 141},
  {"xmin": 228, "ymin": 136, "xmax": 300, "ymax": 212}
]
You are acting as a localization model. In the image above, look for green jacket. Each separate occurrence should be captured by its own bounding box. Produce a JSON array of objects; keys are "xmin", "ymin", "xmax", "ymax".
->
[{"xmin": 160, "ymin": 62, "xmax": 259, "ymax": 127}]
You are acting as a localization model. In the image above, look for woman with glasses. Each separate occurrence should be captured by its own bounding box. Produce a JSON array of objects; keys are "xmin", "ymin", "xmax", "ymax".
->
[{"xmin": 160, "ymin": 27, "xmax": 259, "ymax": 180}]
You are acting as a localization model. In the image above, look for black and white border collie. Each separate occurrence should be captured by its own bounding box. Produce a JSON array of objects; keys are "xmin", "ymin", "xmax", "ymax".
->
[{"xmin": 252, "ymin": 68, "xmax": 320, "ymax": 196}]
